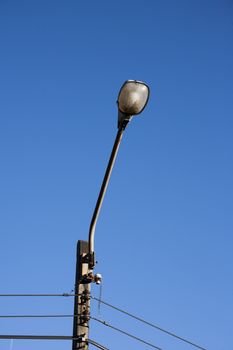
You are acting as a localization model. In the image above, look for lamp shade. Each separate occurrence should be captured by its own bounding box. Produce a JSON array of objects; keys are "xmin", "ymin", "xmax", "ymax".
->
[{"xmin": 117, "ymin": 80, "xmax": 150, "ymax": 116}]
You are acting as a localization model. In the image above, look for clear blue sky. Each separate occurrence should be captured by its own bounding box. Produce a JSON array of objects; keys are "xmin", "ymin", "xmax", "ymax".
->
[{"xmin": 0, "ymin": 0, "xmax": 233, "ymax": 349}]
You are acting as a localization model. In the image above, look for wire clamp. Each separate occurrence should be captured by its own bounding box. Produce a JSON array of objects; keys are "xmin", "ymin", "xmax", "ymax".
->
[{"xmin": 81, "ymin": 272, "xmax": 102, "ymax": 285}]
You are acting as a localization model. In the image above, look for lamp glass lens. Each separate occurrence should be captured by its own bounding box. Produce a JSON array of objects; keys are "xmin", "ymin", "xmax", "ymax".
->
[{"xmin": 118, "ymin": 81, "xmax": 149, "ymax": 115}]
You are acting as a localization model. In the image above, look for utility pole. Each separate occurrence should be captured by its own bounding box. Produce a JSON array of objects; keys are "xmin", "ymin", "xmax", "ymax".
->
[
  {"xmin": 72, "ymin": 80, "xmax": 150, "ymax": 350},
  {"xmin": 72, "ymin": 240, "xmax": 90, "ymax": 350},
  {"xmin": 72, "ymin": 240, "xmax": 102, "ymax": 350}
]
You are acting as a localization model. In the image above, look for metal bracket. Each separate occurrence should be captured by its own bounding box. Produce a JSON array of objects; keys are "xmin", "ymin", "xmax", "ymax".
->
[{"xmin": 80, "ymin": 272, "xmax": 102, "ymax": 285}]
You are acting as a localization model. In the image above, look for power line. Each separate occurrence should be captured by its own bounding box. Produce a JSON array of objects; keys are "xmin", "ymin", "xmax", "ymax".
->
[
  {"xmin": 0, "ymin": 314, "xmax": 75, "ymax": 318},
  {"xmin": 92, "ymin": 296, "xmax": 207, "ymax": 350},
  {"xmin": 88, "ymin": 338, "xmax": 109, "ymax": 350},
  {"xmin": 0, "ymin": 314, "xmax": 164, "ymax": 350},
  {"xmin": 0, "ymin": 293, "xmax": 77, "ymax": 297},
  {"xmin": 0, "ymin": 293, "xmax": 207, "ymax": 350},
  {"xmin": 0, "ymin": 335, "xmax": 109, "ymax": 350},
  {"xmin": 90, "ymin": 316, "xmax": 164, "ymax": 350},
  {"xmin": 0, "ymin": 335, "xmax": 74, "ymax": 340}
]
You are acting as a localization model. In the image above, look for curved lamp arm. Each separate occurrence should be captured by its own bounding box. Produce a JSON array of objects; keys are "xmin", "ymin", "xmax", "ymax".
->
[
  {"xmin": 88, "ymin": 121, "xmax": 128, "ymax": 268},
  {"xmin": 87, "ymin": 79, "xmax": 150, "ymax": 269}
]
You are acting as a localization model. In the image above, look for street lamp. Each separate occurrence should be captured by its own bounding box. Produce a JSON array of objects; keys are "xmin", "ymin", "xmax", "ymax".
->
[
  {"xmin": 117, "ymin": 80, "xmax": 150, "ymax": 128},
  {"xmin": 88, "ymin": 80, "xmax": 150, "ymax": 268},
  {"xmin": 73, "ymin": 80, "xmax": 150, "ymax": 350}
]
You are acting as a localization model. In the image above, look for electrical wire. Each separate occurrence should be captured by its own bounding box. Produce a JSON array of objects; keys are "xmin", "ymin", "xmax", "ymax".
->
[
  {"xmin": 92, "ymin": 296, "xmax": 207, "ymax": 350},
  {"xmin": 0, "ymin": 335, "xmax": 109, "ymax": 349},
  {"xmin": 0, "ymin": 293, "xmax": 207, "ymax": 350},
  {"xmin": 0, "ymin": 293, "xmax": 77, "ymax": 297},
  {"xmin": 0, "ymin": 314, "xmax": 75, "ymax": 318},
  {"xmin": 0, "ymin": 335, "xmax": 74, "ymax": 340},
  {"xmin": 0, "ymin": 314, "xmax": 165, "ymax": 349},
  {"xmin": 90, "ymin": 316, "xmax": 164, "ymax": 350},
  {"xmin": 0, "ymin": 315, "xmax": 162, "ymax": 350},
  {"xmin": 88, "ymin": 338, "xmax": 109, "ymax": 350}
]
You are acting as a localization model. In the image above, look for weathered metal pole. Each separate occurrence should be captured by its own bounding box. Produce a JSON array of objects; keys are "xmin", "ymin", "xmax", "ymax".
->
[
  {"xmin": 72, "ymin": 240, "xmax": 90, "ymax": 350},
  {"xmin": 72, "ymin": 80, "xmax": 150, "ymax": 350},
  {"xmin": 88, "ymin": 121, "xmax": 128, "ymax": 268},
  {"xmin": 72, "ymin": 123, "xmax": 128, "ymax": 350}
]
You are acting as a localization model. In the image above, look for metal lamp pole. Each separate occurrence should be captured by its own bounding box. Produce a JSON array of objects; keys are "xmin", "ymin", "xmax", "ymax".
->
[
  {"xmin": 88, "ymin": 119, "xmax": 129, "ymax": 269},
  {"xmin": 72, "ymin": 80, "xmax": 150, "ymax": 350}
]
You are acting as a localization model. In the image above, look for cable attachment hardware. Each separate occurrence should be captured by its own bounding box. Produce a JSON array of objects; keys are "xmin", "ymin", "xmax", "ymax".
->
[
  {"xmin": 89, "ymin": 272, "xmax": 102, "ymax": 285},
  {"xmin": 80, "ymin": 291, "xmax": 90, "ymax": 304},
  {"xmin": 80, "ymin": 273, "xmax": 93, "ymax": 284},
  {"xmin": 94, "ymin": 273, "xmax": 102, "ymax": 285},
  {"xmin": 77, "ymin": 335, "xmax": 86, "ymax": 343},
  {"xmin": 79, "ymin": 310, "xmax": 90, "ymax": 324},
  {"xmin": 81, "ymin": 272, "xmax": 102, "ymax": 285}
]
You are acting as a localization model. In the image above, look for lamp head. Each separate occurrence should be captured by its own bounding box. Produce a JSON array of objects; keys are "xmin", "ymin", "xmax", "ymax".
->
[{"xmin": 117, "ymin": 80, "xmax": 150, "ymax": 129}]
